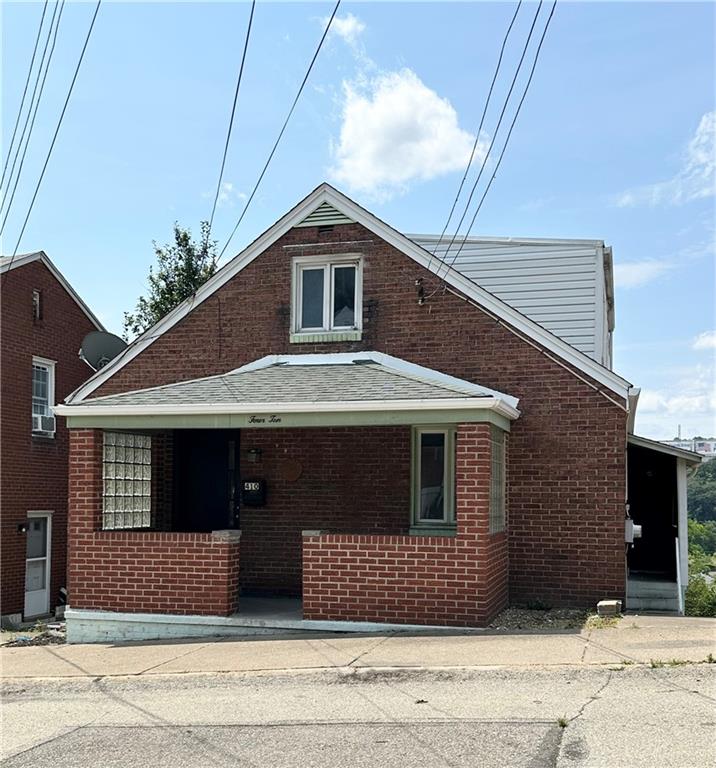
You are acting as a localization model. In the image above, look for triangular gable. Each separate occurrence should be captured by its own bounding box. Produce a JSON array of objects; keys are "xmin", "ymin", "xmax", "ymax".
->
[
  {"xmin": 66, "ymin": 183, "xmax": 631, "ymax": 403},
  {"xmin": 295, "ymin": 201, "xmax": 354, "ymax": 227},
  {"xmin": 1, "ymin": 250, "xmax": 104, "ymax": 331}
]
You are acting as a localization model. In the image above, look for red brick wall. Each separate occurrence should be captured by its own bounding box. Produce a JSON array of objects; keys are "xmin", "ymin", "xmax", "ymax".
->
[
  {"xmin": 239, "ymin": 426, "xmax": 410, "ymax": 595},
  {"xmin": 302, "ymin": 424, "xmax": 508, "ymax": 626},
  {"xmin": 68, "ymin": 429, "xmax": 240, "ymax": 616},
  {"xmin": 1, "ymin": 260, "xmax": 98, "ymax": 617},
  {"xmin": 86, "ymin": 221, "xmax": 628, "ymax": 607}
]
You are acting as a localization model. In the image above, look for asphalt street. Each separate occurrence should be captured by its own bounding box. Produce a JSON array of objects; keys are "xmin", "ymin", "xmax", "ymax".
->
[{"xmin": 2, "ymin": 664, "xmax": 714, "ymax": 767}]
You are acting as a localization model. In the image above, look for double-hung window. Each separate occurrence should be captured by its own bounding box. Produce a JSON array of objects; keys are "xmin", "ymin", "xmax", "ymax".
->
[
  {"xmin": 412, "ymin": 427, "xmax": 456, "ymax": 530},
  {"xmin": 31, "ymin": 357, "xmax": 56, "ymax": 436},
  {"xmin": 292, "ymin": 256, "xmax": 362, "ymax": 338}
]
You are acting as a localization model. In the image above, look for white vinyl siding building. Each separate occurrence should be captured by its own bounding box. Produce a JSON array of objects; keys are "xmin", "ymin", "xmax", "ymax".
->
[{"xmin": 411, "ymin": 235, "xmax": 615, "ymax": 368}]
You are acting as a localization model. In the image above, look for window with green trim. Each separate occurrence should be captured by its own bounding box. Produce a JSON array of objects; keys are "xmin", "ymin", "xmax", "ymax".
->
[{"xmin": 412, "ymin": 427, "xmax": 456, "ymax": 526}]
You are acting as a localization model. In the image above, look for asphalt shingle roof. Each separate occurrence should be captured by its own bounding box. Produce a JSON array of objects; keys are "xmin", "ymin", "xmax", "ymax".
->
[{"xmin": 82, "ymin": 361, "xmax": 493, "ymax": 407}]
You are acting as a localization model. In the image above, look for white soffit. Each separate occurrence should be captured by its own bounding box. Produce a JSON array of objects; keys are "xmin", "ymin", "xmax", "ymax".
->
[{"xmin": 66, "ymin": 184, "xmax": 631, "ymax": 404}]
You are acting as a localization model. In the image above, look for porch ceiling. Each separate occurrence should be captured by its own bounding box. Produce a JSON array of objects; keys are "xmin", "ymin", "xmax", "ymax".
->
[{"xmin": 55, "ymin": 352, "xmax": 520, "ymax": 430}]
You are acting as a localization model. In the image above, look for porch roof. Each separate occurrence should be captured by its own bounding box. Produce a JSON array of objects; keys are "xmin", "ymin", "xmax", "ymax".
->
[
  {"xmin": 628, "ymin": 434, "xmax": 703, "ymax": 464},
  {"xmin": 56, "ymin": 352, "xmax": 520, "ymax": 430}
]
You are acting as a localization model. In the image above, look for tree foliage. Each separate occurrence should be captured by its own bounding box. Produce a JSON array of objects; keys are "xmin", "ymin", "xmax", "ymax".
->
[
  {"xmin": 123, "ymin": 222, "xmax": 218, "ymax": 340},
  {"xmin": 687, "ymin": 460, "xmax": 716, "ymax": 523}
]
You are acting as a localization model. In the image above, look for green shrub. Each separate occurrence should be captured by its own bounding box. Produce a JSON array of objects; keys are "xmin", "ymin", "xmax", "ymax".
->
[{"xmin": 685, "ymin": 575, "xmax": 716, "ymax": 617}]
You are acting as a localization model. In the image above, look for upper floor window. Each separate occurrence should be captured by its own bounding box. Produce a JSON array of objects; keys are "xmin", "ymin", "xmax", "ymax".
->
[
  {"xmin": 31, "ymin": 357, "xmax": 56, "ymax": 437},
  {"xmin": 292, "ymin": 255, "xmax": 362, "ymax": 336},
  {"xmin": 32, "ymin": 289, "xmax": 42, "ymax": 321}
]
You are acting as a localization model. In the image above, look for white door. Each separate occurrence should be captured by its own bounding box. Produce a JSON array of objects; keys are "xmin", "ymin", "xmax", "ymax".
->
[{"xmin": 24, "ymin": 514, "xmax": 51, "ymax": 618}]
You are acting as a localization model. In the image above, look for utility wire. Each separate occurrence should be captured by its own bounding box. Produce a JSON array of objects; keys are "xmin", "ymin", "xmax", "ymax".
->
[
  {"xmin": 8, "ymin": 0, "xmax": 102, "ymax": 262},
  {"xmin": 207, "ymin": 0, "xmax": 256, "ymax": 237},
  {"xmin": 430, "ymin": 0, "xmax": 544, "ymax": 289},
  {"xmin": 431, "ymin": 0, "xmax": 558, "ymax": 293},
  {"xmin": 218, "ymin": 0, "xmax": 341, "ymax": 261},
  {"xmin": 0, "ymin": 0, "xmax": 50, "ymax": 191},
  {"xmin": 425, "ymin": 0, "xmax": 522, "ymax": 274},
  {"xmin": 1, "ymin": 0, "xmax": 66, "ymax": 234},
  {"xmin": 1, "ymin": 0, "xmax": 62, "ymax": 209}
]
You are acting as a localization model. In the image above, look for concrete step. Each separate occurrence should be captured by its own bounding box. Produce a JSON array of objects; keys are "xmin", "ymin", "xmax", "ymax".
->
[
  {"xmin": 627, "ymin": 579, "xmax": 678, "ymax": 597},
  {"xmin": 626, "ymin": 595, "xmax": 680, "ymax": 612}
]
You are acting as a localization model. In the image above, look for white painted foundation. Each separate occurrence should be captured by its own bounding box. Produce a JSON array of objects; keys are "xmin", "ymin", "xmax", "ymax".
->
[{"xmin": 65, "ymin": 607, "xmax": 483, "ymax": 644}]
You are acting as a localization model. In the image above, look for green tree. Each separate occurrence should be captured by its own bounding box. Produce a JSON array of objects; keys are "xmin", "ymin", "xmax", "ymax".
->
[
  {"xmin": 688, "ymin": 460, "xmax": 716, "ymax": 523},
  {"xmin": 123, "ymin": 222, "xmax": 218, "ymax": 339}
]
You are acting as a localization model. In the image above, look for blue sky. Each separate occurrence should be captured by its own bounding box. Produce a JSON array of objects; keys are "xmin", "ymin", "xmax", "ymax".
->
[{"xmin": 2, "ymin": 1, "xmax": 714, "ymax": 439}]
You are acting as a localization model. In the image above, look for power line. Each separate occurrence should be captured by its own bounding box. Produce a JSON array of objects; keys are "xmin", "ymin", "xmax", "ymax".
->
[
  {"xmin": 1, "ymin": 0, "xmax": 66, "ymax": 235},
  {"xmin": 1, "ymin": 0, "xmax": 62, "ymax": 207},
  {"xmin": 217, "ymin": 0, "xmax": 341, "ymax": 262},
  {"xmin": 8, "ymin": 0, "xmax": 102, "ymax": 262},
  {"xmin": 436, "ymin": 0, "xmax": 558, "ymax": 285},
  {"xmin": 0, "ymin": 0, "xmax": 50, "ymax": 191},
  {"xmin": 429, "ymin": 0, "xmax": 544, "ymax": 289},
  {"xmin": 425, "ymin": 0, "xmax": 523, "ymax": 274},
  {"xmin": 207, "ymin": 0, "xmax": 256, "ymax": 237}
]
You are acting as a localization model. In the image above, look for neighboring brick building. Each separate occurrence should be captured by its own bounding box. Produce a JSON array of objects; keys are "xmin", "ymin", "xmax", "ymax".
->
[
  {"xmin": 55, "ymin": 184, "xmax": 700, "ymax": 642},
  {"xmin": 1, "ymin": 252, "xmax": 103, "ymax": 624}
]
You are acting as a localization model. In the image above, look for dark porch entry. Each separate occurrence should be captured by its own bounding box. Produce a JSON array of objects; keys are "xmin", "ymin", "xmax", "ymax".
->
[
  {"xmin": 173, "ymin": 429, "xmax": 239, "ymax": 532},
  {"xmin": 627, "ymin": 443, "xmax": 677, "ymax": 579}
]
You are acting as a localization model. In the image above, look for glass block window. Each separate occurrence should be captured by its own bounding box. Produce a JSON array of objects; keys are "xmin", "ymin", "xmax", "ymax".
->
[
  {"xmin": 102, "ymin": 432, "xmax": 152, "ymax": 530},
  {"xmin": 489, "ymin": 429, "xmax": 506, "ymax": 533}
]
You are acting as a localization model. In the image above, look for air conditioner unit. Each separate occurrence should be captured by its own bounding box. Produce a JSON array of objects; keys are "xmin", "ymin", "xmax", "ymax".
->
[{"xmin": 32, "ymin": 414, "xmax": 55, "ymax": 435}]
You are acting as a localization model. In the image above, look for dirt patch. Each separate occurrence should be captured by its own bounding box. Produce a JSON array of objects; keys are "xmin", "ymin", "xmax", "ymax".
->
[
  {"xmin": 488, "ymin": 607, "xmax": 591, "ymax": 631},
  {"xmin": 1, "ymin": 621, "xmax": 66, "ymax": 647}
]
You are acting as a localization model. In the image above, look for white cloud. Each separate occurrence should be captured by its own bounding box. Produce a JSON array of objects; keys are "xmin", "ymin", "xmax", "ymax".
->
[
  {"xmin": 613, "ymin": 259, "xmax": 673, "ymax": 288},
  {"xmin": 202, "ymin": 181, "xmax": 246, "ymax": 207},
  {"xmin": 327, "ymin": 13, "xmax": 366, "ymax": 47},
  {"xmin": 693, "ymin": 330, "xmax": 716, "ymax": 351},
  {"xmin": 329, "ymin": 68, "xmax": 480, "ymax": 201},
  {"xmin": 616, "ymin": 111, "xmax": 716, "ymax": 207},
  {"xmin": 635, "ymin": 362, "xmax": 716, "ymax": 439}
]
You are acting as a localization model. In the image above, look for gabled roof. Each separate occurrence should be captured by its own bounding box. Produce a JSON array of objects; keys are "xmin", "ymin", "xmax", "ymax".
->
[
  {"xmin": 57, "ymin": 352, "xmax": 520, "ymax": 419},
  {"xmin": 65, "ymin": 183, "xmax": 630, "ymax": 404},
  {"xmin": 0, "ymin": 251, "xmax": 104, "ymax": 331}
]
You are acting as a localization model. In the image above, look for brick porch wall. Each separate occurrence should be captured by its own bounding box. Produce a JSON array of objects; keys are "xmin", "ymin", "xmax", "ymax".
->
[
  {"xmin": 302, "ymin": 424, "xmax": 508, "ymax": 626},
  {"xmin": 239, "ymin": 426, "xmax": 411, "ymax": 595},
  {"xmin": 68, "ymin": 429, "xmax": 240, "ymax": 616}
]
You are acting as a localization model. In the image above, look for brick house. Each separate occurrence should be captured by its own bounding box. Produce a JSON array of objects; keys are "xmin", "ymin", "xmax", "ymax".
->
[
  {"xmin": 1, "ymin": 251, "xmax": 103, "ymax": 624},
  {"xmin": 55, "ymin": 184, "xmax": 701, "ymax": 642}
]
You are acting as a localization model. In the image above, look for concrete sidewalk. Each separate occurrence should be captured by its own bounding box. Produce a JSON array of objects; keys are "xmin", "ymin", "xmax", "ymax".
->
[{"xmin": 2, "ymin": 615, "xmax": 714, "ymax": 679}]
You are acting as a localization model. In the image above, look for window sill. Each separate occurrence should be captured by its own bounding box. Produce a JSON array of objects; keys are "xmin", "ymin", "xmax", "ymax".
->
[
  {"xmin": 409, "ymin": 525, "xmax": 457, "ymax": 537},
  {"xmin": 290, "ymin": 330, "xmax": 362, "ymax": 344},
  {"xmin": 32, "ymin": 432, "xmax": 56, "ymax": 440}
]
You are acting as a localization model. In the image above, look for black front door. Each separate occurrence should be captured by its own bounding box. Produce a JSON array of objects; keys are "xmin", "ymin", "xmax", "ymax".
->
[{"xmin": 173, "ymin": 430, "xmax": 239, "ymax": 532}]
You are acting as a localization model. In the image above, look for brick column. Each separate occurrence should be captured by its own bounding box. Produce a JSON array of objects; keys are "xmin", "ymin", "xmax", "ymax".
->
[{"xmin": 67, "ymin": 429, "xmax": 104, "ymax": 601}]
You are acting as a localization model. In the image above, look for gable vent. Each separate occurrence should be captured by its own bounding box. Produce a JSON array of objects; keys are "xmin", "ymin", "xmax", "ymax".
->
[{"xmin": 296, "ymin": 201, "xmax": 354, "ymax": 228}]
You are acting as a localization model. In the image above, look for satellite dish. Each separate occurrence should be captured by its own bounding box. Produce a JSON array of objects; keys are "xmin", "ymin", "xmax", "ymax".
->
[{"xmin": 79, "ymin": 331, "xmax": 127, "ymax": 371}]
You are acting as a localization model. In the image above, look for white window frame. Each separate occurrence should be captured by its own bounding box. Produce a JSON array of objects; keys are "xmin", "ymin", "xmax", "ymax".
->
[
  {"xmin": 411, "ymin": 427, "xmax": 456, "ymax": 527},
  {"xmin": 291, "ymin": 254, "xmax": 363, "ymax": 335},
  {"xmin": 31, "ymin": 356, "xmax": 56, "ymax": 437}
]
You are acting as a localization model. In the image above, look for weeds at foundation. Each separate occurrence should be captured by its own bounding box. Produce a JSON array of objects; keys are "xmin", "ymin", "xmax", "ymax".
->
[
  {"xmin": 584, "ymin": 614, "xmax": 621, "ymax": 630},
  {"xmin": 649, "ymin": 659, "xmax": 665, "ymax": 668}
]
